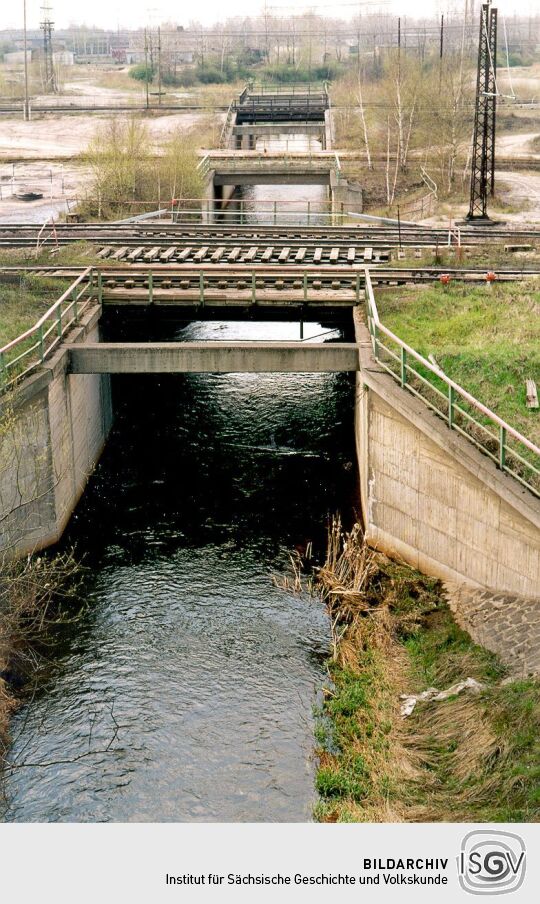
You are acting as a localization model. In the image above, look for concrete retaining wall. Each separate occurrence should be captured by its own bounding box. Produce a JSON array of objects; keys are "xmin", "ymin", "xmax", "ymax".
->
[
  {"xmin": 324, "ymin": 110, "xmax": 333, "ymax": 150},
  {"xmin": 354, "ymin": 312, "xmax": 540, "ymax": 600},
  {"xmin": 0, "ymin": 306, "xmax": 112, "ymax": 557}
]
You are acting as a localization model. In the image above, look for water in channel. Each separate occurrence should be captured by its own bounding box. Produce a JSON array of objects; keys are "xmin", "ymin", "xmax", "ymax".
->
[
  {"xmin": 221, "ymin": 132, "xmax": 328, "ymax": 227},
  {"xmin": 2, "ymin": 134, "xmax": 355, "ymax": 823}
]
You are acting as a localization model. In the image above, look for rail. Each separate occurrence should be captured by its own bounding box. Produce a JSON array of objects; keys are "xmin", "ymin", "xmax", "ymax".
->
[
  {"xmin": 0, "ymin": 268, "xmax": 95, "ymax": 391},
  {"xmin": 364, "ymin": 269, "xmax": 540, "ymax": 497}
]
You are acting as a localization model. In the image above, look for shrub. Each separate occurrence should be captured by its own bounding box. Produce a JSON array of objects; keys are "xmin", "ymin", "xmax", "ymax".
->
[
  {"xmin": 507, "ymin": 52, "xmax": 533, "ymax": 67},
  {"xmin": 78, "ymin": 117, "xmax": 204, "ymax": 220},
  {"xmin": 196, "ymin": 66, "xmax": 227, "ymax": 84},
  {"xmin": 129, "ymin": 63, "xmax": 154, "ymax": 82},
  {"xmin": 161, "ymin": 68, "xmax": 197, "ymax": 88},
  {"xmin": 261, "ymin": 62, "xmax": 346, "ymax": 84}
]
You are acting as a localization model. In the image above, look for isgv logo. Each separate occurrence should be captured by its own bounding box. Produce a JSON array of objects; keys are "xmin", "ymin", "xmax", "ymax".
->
[{"xmin": 458, "ymin": 830, "xmax": 526, "ymax": 895}]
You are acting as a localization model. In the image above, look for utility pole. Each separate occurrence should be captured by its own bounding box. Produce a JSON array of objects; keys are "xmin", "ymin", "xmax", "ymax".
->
[
  {"xmin": 467, "ymin": 1, "xmax": 498, "ymax": 222},
  {"xmin": 40, "ymin": 3, "xmax": 58, "ymax": 94},
  {"xmin": 23, "ymin": 0, "xmax": 30, "ymax": 120},
  {"xmin": 439, "ymin": 14, "xmax": 444, "ymax": 92},
  {"xmin": 263, "ymin": 0, "xmax": 270, "ymax": 64},
  {"xmin": 157, "ymin": 25, "xmax": 162, "ymax": 106},
  {"xmin": 144, "ymin": 28, "xmax": 150, "ymax": 109}
]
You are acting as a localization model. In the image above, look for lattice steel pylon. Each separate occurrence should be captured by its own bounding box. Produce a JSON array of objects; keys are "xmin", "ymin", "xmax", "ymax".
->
[
  {"xmin": 40, "ymin": 4, "xmax": 57, "ymax": 94},
  {"xmin": 467, "ymin": 1, "xmax": 497, "ymax": 221}
]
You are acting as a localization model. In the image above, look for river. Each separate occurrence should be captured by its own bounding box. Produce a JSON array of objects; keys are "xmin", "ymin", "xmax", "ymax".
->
[{"xmin": 1, "ymin": 134, "xmax": 355, "ymax": 823}]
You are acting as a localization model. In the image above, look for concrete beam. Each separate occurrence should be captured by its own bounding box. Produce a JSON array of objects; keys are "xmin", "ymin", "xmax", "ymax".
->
[
  {"xmin": 68, "ymin": 342, "xmax": 359, "ymax": 374},
  {"xmin": 232, "ymin": 123, "xmax": 324, "ymax": 136},
  {"xmin": 213, "ymin": 173, "xmax": 331, "ymax": 186}
]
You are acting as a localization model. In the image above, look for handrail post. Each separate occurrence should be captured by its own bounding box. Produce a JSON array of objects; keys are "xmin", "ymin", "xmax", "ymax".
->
[
  {"xmin": 273, "ymin": 200, "xmax": 277, "ymax": 225},
  {"xmin": 303, "ymin": 271, "xmax": 308, "ymax": 304},
  {"xmin": 72, "ymin": 284, "xmax": 79, "ymax": 323},
  {"xmin": 199, "ymin": 271, "xmax": 205, "ymax": 307},
  {"xmin": 0, "ymin": 351, "xmax": 5, "ymax": 386},
  {"xmin": 499, "ymin": 426, "xmax": 506, "ymax": 471},
  {"xmin": 448, "ymin": 385, "xmax": 455, "ymax": 428},
  {"xmin": 400, "ymin": 346, "xmax": 407, "ymax": 387},
  {"xmin": 57, "ymin": 304, "xmax": 62, "ymax": 338},
  {"xmin": 97, "ymin": 269, "xmax": 103, "ymax": 304},
  {"xmin": 148, "ymin": 271, "xmax": 153, "ymax": 305},
  {"xmin": 307, "ymin": 200, "xmax": 311, "ymax": 226},
  {"xmin": 251, "ymin": 271, "xmax": 256, "ymax": 305},
  {"xmin": 355, "ymin": 273, "xmax": 360, "ymax": 304}
]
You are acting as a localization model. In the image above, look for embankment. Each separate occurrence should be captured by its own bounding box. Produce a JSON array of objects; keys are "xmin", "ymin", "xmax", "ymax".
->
[{"xmin": 314, "ymin": 521, "xmax": 540, "ymax": 823}]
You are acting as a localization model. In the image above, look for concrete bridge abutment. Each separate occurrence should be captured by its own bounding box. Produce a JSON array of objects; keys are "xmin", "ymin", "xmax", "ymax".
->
[
  {"xmin": 353, "ymin": 307, "xmax": 540, "ymax": 603},
  {"xmin": 0, "ymin": 306, "xmax": 113, "ymax": 558}
]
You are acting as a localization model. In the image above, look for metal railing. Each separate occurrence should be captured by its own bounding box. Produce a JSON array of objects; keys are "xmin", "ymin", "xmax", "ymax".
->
[
  {"xmin": 0, "ymin": 268, "xmax": 95, "ymax": 391},
  {"xmin": 171, "ymin": 199, "xmax": 337, "ymax": 226},
  {"xmin": 364, "ymin": 269, "xmax": 540, "ymax": 497},
  {"xmin": 237, "ymin": 98, "xmax": 327, "ymax": 117},
  {"xmin": 246, "ymin": 83, "xmax": 327, "ymax": 96},
  {"xmin": 219, "ymin": 100, "xmax": 237, "ymax": 149},
  {"xmin": 197, "ymin": 154, "xmax": 211, "ymax": 182}
]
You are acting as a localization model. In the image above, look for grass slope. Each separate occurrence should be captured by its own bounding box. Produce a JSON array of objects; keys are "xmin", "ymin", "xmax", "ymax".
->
[
  {"xmin": 376, "ymin": 280, "xmax": 540, "ymax": 446},
  {"xmin": 0, "ymin": 244, "xmax": 100, "ymax": 350},
  {"xmin": 0, "ymin": 273, "xmax": 71, "ymax": 350}
]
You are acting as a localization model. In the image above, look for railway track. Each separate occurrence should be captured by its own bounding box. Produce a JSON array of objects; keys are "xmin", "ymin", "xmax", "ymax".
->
[
  {"xmin": 2, "ymin": 222, "xmax": 539, "ymax": 244},
  {"xmin": 2, "ymin": 264, "xmax": 538, "ymax": 281},
  {"xmin": 3, "ymin": 265, "xmax": 535, "ymax": 305},
  {"xmin": 1, "ymin": 223, "xmax": 539, "ymax": 266}
]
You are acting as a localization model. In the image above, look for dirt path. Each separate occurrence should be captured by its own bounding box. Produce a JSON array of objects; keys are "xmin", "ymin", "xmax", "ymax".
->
[
  {"xmin": 497, "ymin": 170, "xmax": 540, "ymax": 224},
  {"xmin": 497, "ymin": 131, "xmax": 540, "ymax": 158},
  {"xmin": 0, "ymin": 111, "xmax": 209, "ymax": 161}
]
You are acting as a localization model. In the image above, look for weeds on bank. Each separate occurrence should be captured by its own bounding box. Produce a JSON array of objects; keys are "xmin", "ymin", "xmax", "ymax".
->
[
  {"xmin": 0, "ymin": 551, "xmax": 84, "ymax": 753},
  {"xmin": 313, "ymin": 518, "xmax": 540, "ymax": 823}
]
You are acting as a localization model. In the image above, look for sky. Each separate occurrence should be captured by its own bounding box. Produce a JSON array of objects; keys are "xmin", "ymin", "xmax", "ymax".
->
[{"xmin": 1, "ymin": 0, "xmax": 538, "ymax": 32}]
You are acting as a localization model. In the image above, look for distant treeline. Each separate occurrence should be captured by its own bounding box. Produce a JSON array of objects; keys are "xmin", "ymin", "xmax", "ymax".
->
[{"xmin": 129, "ymin": 60, "xmax": 347, "ymax": 88}]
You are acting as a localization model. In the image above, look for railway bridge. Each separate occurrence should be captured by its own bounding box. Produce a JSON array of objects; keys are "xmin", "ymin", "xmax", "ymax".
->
[
  {"xmin": 1, "ymin": 263, "xmax": 539, "ymax": 612},
  {"xmin": 200, "ymin": 81, "xmax": 355, "ymax": 218}
]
